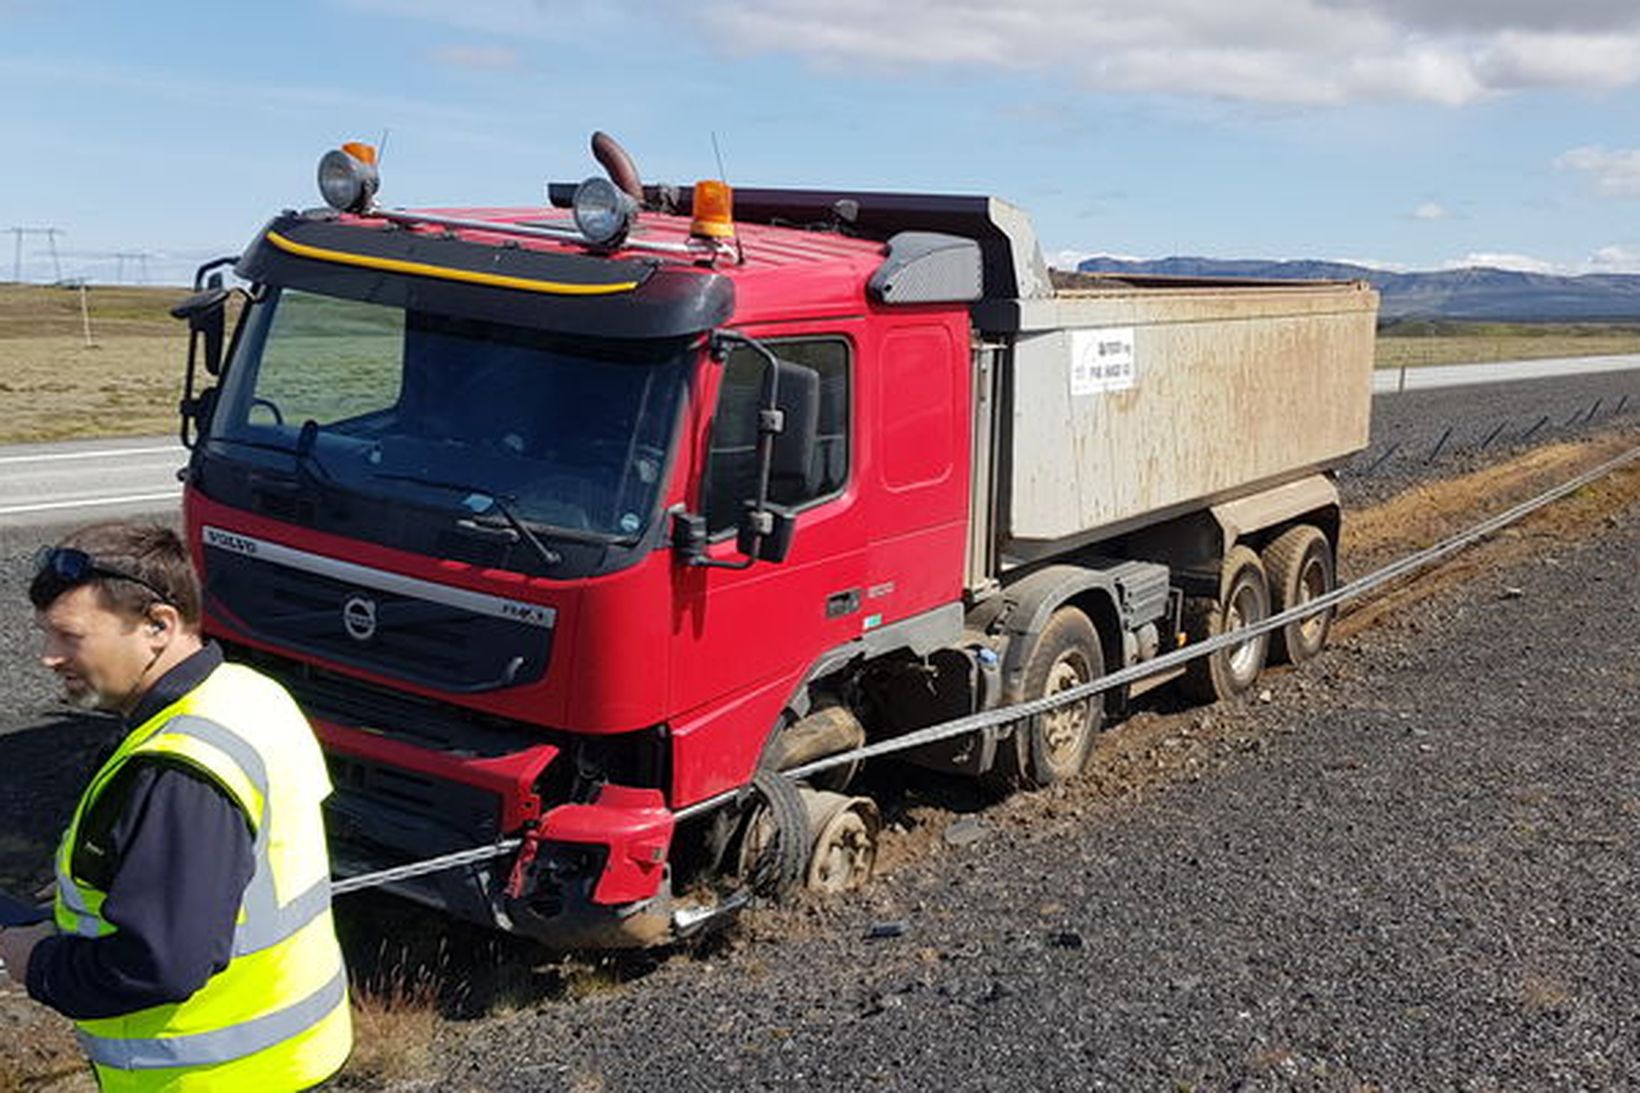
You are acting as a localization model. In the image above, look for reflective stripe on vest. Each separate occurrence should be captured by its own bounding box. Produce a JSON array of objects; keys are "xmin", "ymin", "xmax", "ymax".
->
[
  {"xmin": 53, "ymin": 865, "xmax": 103, "ymax": 938},
  {"xmin": 76, "ymin": 967, "xmax": 347, "ymax": 1070},
  {"xmin": 154, "ymin": 717, "xmax": 331, "ymax": 956}
]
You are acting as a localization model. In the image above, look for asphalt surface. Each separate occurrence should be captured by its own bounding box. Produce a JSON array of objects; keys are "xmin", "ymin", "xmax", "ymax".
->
[
  {"xmin": 1370, "ymin": 353, "xmax": 1640, "ymax": 393},
  {"xmin": 0, "ymin": 437, "xmax": 185, "ymax": 527}
]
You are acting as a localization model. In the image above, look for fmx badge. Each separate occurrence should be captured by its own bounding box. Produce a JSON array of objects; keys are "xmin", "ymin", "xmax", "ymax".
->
[{"xmin": 1069, "ymin": 327, "xmax": 1137, "ymax": 396}]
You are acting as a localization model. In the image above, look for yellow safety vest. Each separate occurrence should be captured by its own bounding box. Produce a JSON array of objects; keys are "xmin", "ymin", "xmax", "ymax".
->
[{"xmin": 53, "ymin": 662, "xmax": 352, "ymax": 1092}]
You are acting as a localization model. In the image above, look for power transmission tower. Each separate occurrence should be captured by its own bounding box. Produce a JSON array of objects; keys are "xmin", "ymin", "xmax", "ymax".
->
[
  {"xmin": 112, "ymin": 251, "xmax": 153, "ymax": 284},
  {"xmin": 8, "ymin": 226, "xmax": 65, "ymax": 283}
]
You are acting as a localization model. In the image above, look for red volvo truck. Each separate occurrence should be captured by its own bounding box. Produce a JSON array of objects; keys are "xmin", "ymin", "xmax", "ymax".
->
[{"xmin": 173, "ymin": 135, "xmax": 1378, "ymax": 946}]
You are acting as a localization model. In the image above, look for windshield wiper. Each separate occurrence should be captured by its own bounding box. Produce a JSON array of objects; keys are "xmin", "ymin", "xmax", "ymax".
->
[
  {"xmin": 206, "ymin": 423, "xmax": 335, "ymax": 497},
  {"xmin": 367, "ymin": 473, "xmax": 618, "ymax": 566}
]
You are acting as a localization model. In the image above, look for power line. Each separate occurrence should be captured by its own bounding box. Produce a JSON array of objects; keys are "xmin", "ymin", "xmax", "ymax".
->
[
  {"xmin": 111, "ymin": 251, "xmax": 153, "ymax": 284},
  {"xmin": 8, "ymin": 226, "xmax": 64, "ymax": 283}
]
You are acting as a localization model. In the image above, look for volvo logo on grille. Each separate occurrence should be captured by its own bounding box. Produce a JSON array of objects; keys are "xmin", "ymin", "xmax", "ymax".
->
[{"xmin": 342, "ymin": 595, "xmax": 378, "ymax": 642}]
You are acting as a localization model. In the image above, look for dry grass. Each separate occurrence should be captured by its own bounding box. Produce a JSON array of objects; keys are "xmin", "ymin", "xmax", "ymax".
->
[
  {"xmin": 1375, "ymin": 328, "xmax": 1640, "ymax": 368},
  {"xmin": 342, "ymin": 950, "xmax": 447, "ymax": 1087},
  {"xmin": 0, "ymin": 285, "xmax": 191, "ymax": 443},
  {"xmin": 0, "ymin": 336, "xmax": 184, "ymax": 442}
]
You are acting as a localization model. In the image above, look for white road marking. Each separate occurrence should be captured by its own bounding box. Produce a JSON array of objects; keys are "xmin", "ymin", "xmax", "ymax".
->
[
  {"xmin": 0, "ymin": 491, "xmax": 183, "ymax": 516},
  {"xmin": 0, "ymin": 446, "xmax": 185, "ymax": 466}
]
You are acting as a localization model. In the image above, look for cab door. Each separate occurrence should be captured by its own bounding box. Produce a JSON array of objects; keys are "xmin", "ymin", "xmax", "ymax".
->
[{"xmin": 667, "ymin": 331, "xmax": 866, "ymax": 802}]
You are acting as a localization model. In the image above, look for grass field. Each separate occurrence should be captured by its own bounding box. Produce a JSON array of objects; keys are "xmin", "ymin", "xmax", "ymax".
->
[
  {"xmin": 1375, "ymin": 319, "xmax": 1640, "ymax": 369},
  {"xmin": 2, "ymin": 284, "xmax": 1640, "ymax": 444}
]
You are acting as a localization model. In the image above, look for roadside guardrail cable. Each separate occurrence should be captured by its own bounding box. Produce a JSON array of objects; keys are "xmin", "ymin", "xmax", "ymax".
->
[{"xmin": 330, "ymin": 440, "xmax": 1640, "ymax": 896}]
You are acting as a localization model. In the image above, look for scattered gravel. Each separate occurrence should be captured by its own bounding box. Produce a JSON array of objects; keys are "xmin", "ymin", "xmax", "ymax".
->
[
  {"xmin": 1341, "ymin": 368, "xmax": 1639, "ymax": 505},
  {"xmin": 410, "ymin": 460, "xmax": 1640, "ymax": 1092},
  {"xmin": 1, "ymin": 372, "xmax": 1637, "ymax": 1091}
]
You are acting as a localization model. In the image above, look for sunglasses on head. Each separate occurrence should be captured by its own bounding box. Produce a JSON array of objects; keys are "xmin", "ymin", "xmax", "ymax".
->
[{"xmin": 32, "ymin": 546, "xmax": 174, "ymax": 606}]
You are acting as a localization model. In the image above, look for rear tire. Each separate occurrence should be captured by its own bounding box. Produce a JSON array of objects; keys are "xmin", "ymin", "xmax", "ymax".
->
[
  {"xmin": 995, "ymin": 607, "xmax": 1104, "ymax": 789},
  {"xmin": 1263, "ymin": 524, "xmax": 1335, "ymax": 665},
  {"xmin": 1181, "ymin": 546, "xmax": 1270, "ymax": 703}
]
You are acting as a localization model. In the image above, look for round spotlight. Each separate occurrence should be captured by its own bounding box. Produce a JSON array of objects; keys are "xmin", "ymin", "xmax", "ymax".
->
[
  {"xmin": 572, "ymin": 176, "xmax": 638, "ymax": 250},
  {"xmin": 317, "ymin": 145, "xmax": 379, "ymax": 214}
]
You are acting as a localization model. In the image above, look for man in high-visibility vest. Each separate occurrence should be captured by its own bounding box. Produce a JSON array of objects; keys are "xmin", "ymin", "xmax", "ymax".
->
[{"xmin": 0, "ymin": 522, "xmax": 352, "ymax": 1091}]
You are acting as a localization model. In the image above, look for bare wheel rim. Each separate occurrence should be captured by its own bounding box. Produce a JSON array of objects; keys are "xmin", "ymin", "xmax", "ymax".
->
[
  {"xmin": 1225, "ymin": 580, "xmax": 1265, "ymax": 677},
  {"xmin": 1040, "ymin": 652, "xmax": 1092, "ymax": 763},
  {"xmin": 811, "ymin": 812, "xmax": 874, "ymax": 892}
]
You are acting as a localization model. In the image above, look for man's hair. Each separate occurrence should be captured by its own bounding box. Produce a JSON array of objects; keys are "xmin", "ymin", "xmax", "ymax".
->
[{"xmin": 28, "ymin": 522, "xmax": 202, "ymax": 628}]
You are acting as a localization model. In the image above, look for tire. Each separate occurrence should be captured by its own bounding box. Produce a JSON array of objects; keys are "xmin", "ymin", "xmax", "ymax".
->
[
  {"xmin": 731, "ymin": 771, "xmax": 809, "ymax": 901},
  {"xmin": 996, "ymin": 607, "xmax": 1105, "ymax": 790},
  {"xmin": 1263, "ymin": 524, "xmax": 1335, "ymax": 665},
  {"xmin": 1181, "ymin": 545, "xmax": 1270, "ymax": 703}
]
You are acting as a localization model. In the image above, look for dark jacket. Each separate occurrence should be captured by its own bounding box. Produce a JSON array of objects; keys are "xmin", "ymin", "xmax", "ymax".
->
[{"xmin": 27, "ymin": 644, "xmax": 259, "ymax": 1020}]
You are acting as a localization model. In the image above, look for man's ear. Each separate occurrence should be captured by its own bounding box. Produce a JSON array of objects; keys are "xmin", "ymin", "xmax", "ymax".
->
[{"xmin": 145, "ymin": 603, "xmax": 184, "ymax": 638}]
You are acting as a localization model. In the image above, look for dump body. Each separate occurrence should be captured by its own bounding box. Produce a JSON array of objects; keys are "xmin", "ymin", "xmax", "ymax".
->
[{"xmin": 999, "ymin": 278, "xmax": 1377, "ymax": 554}]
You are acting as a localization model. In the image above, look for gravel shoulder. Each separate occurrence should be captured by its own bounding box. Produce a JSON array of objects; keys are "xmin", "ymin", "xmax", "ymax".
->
[
  {"xmin": 0, "ymin": 388, "xmax": 1636, "ymax": 1091},
  {"xmin": 399, "ymin": 450, "xmax": 1640, "ymax": 1092}
]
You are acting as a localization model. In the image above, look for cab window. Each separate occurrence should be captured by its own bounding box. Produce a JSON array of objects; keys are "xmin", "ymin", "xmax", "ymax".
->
[{"xmin": 704, "ymin": 338, "xmax": 850, "ymax": 534}]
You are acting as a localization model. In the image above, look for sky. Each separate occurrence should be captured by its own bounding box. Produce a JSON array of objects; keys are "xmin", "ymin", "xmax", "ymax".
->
[{"xmin": 3, "ymin": 0, "xmax": 1639, "ymax": 285}]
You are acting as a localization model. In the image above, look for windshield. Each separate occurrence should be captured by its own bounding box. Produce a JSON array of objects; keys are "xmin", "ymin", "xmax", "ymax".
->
[{"xmin": 208, "ymin": 288, "xmax": 691, "ymax": 540}]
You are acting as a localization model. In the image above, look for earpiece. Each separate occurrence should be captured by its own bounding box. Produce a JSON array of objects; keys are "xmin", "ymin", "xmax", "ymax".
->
[{"xmin": 148, "ymin": 621, "xmax": 165, "ymax": 635}]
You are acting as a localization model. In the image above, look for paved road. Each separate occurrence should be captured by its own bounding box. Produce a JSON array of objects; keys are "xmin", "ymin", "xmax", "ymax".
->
[
  {"xmin": 1370, "ymin": 352, "xmax": 1640, "ymax": 392},
  {"xmin": 0, "ymin": 436, "xmax": 184, "ymax": 527}
]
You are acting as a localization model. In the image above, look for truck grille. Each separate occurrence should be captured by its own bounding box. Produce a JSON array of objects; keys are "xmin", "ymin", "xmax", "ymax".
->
[{"xmin": 203, "ymin": 537, "xmax": 553, "ymax": 693}]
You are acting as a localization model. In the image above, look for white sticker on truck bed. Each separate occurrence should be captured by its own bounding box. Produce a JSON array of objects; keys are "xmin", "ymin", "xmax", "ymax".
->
[{"xmin": 1069, "ymin": 327, "xmax": 1136, "ymax": 395}]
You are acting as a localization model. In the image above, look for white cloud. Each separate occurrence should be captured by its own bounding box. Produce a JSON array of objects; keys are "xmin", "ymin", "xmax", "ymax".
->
[
  {"xmin": 1411, "ymin": 202, "xmax": 1451, "ymax": 220},
  {"xmin": 1435, "ymin": 246, "xmax": 1640, "ymax": 275},
  {"xmin": 1556, "ymin": 145, "xmax": 1640, "ymax": 197},
  {"xmin": 1587, "ymin": 244, "xmax": 1640, "ymax": 272},
  {"xmin": 1049, "ymin": 248, "xmax": 1152, "ymax": 269},
  {"xmin": 696, "ymin": 0, "xmax": 1640, "ymax": 105},
  {"xmin": 1444, "ymin": 252, "xmax": 1560, "ymax": 273}
]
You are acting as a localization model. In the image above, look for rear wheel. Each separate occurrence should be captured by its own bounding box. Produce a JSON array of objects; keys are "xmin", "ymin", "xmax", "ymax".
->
[
  {"xmin": 1182, "ymin": 546, "xmax": 1270, "ymax": 703},
  {"xmin": 1263, "ymin": 524, "xmax": 1335, "ymax": 664},
  {"xmin": 997, "ymin": 607, "xmax": 1104, "ymax": 789}
]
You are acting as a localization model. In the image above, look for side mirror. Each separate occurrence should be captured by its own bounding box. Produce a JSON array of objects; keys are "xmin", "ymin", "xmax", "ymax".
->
[
  {"xmin": 671, "ymin": 509, "xmax": 709, "ymax": 564},
  {"xmin": 170, "ymin": 286, "xmax": 229, "ymax": 377},
  {"xmin": 737, "ymin": 503, "xmax": 797, "ymax": 563},
  {"xmin": 179, "ymin": 386, "xmax": 218, "ymax": 450},
  {"xmin": 172, "ymin": 278, "xmax": 230, "ymax": 450}
]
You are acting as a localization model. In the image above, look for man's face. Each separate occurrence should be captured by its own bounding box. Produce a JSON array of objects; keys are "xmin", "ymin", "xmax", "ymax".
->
[{"xmin": 35, "ymin": 584, "xmax": 158, "ymax": 713}]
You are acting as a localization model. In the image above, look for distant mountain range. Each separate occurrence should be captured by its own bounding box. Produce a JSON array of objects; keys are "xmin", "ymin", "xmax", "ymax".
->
[{"xmin": 1073, "ymin": 256, "xmax": 1640, "ymax": 323}]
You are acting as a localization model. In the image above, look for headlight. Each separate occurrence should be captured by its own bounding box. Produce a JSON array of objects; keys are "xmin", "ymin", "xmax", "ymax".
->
[
  {"xmin": 572, "ymin": 176, "xmax": 638, "ymax": 249},
  {"xmin": 317, "ymin": 143, "xmax": 379, "ymax": 214}
]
